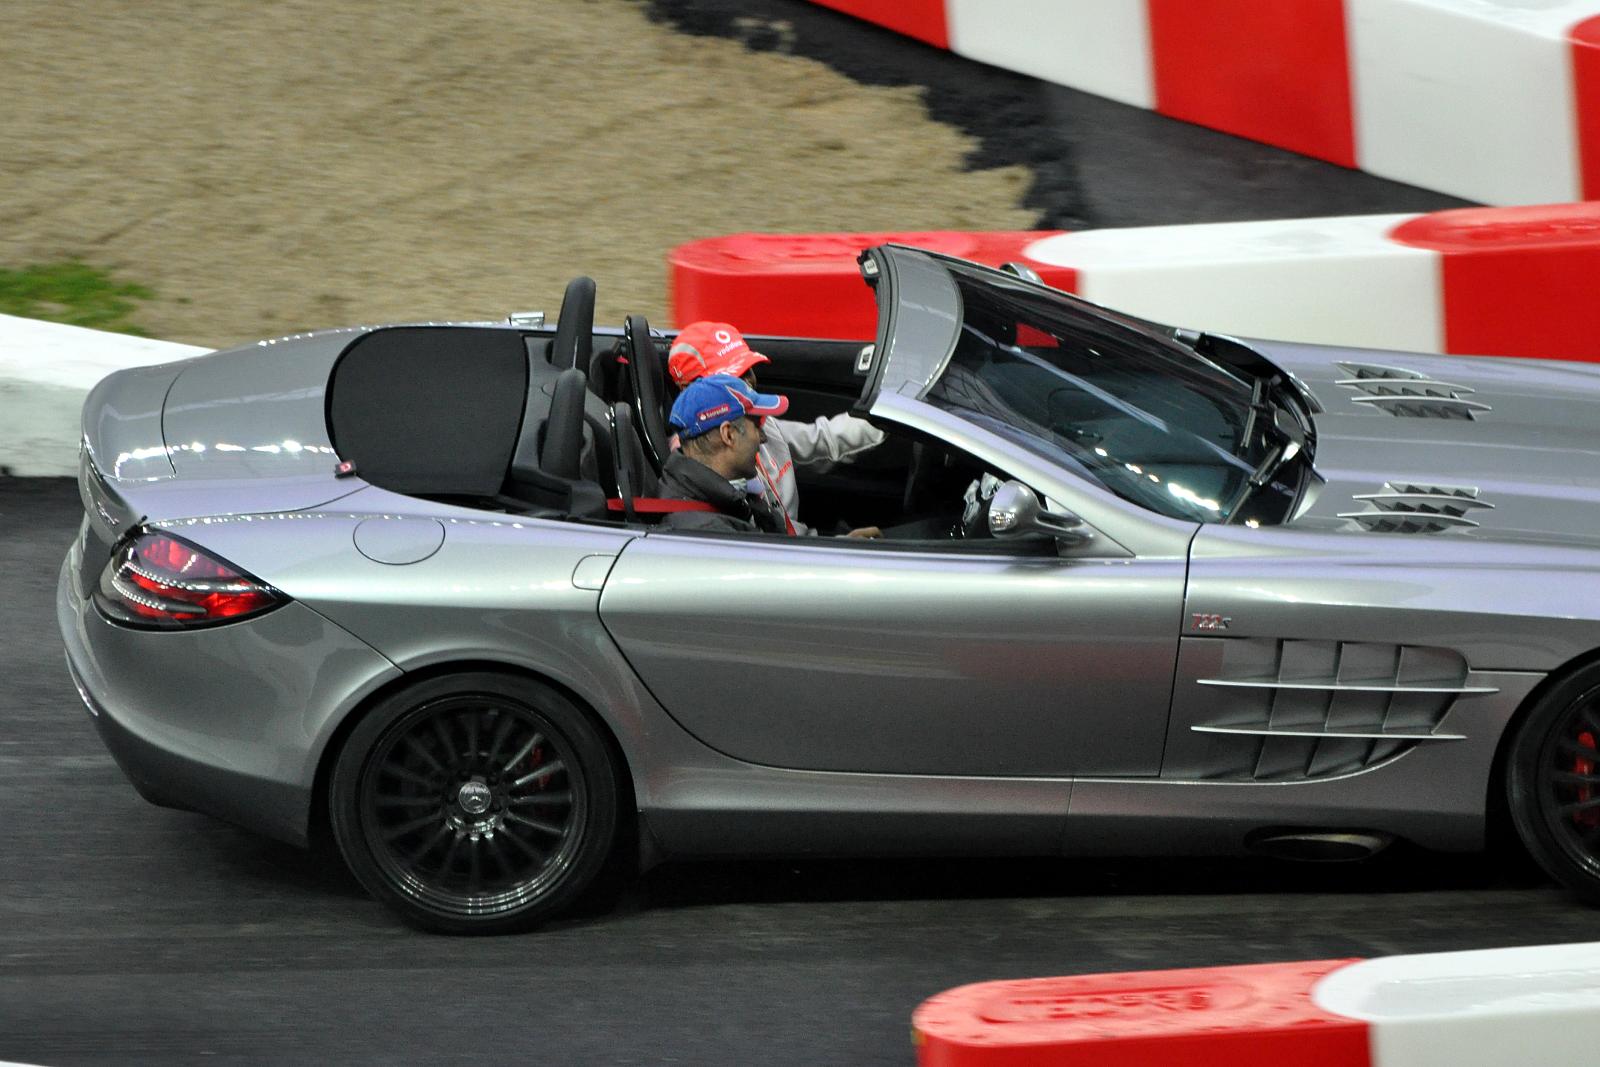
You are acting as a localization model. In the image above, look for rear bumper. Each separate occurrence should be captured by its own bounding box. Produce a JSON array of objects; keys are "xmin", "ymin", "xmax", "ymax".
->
[
  {"xmin": 68, "ymin": 649, "xmax": 297, "ymax": 827},
  {"xmin": 56, "ymin": 551, "xmax": 400, "ymax": 846}
]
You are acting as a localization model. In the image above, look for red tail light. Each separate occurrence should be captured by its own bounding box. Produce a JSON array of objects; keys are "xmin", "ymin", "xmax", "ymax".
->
[{"xmin": 95, "ymin": 530, "xmax": 285, "ymax": 628}]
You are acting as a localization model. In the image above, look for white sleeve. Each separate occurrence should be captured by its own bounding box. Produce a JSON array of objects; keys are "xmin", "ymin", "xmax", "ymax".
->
[{"xmin": 769, "ymin": 414, "xmax": 885, "ymax": 468}]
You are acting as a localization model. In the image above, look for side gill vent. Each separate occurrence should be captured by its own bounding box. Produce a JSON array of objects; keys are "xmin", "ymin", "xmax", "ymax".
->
[
  {"xmin": 1335, "ymin": 361, "xmax": 1491, "ymax": 420},
  {"xmin": 1338, "ymin": 482, "xmax": 1493, "ymax": 534},
  {"xmin": 1176, "ymin": 639, "xmax": 1492, "ymax": 783}
]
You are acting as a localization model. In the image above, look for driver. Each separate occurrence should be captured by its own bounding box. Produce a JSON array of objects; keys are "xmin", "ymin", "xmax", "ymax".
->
[
  {"xmin": 658, "ymin": 375, "xmax": 791, "ymax": 535},
  {"xmin": 668, "ymin": 321, "xmax": 884, "ymax": 538}
]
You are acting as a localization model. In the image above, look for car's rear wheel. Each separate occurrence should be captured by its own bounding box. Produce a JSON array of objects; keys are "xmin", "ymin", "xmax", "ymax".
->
[
  {"xmin": 1506, "ymin": 662, "xmax": 1600, "ymax": 905},
  {"xmin": 329, "ymin": 672, "xmax": 621, "ymax": 934}
]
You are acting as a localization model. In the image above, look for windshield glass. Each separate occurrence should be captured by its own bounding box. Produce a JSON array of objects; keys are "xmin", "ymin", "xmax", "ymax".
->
[{"xmin": 925, "ymin": 268, "xmax": 1259, "ymax": 523}]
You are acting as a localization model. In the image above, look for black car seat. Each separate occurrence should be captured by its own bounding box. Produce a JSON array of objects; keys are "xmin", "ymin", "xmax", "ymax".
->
[
  {"xmin": 587, "ymin": 339, "xmax": 626, "ymax": 402},
  {"xmin": 552, "ymin": 276, "xmax": 595, "ymax": 371},
  {"xmin": 611, "ymin": 402, "xmax": 671, "ymax": 521},
  {"xmin": 522, "ymin": 349, "xmax": 618, "ymax": 499},
  {"xmin": 611, "ymin": 403, "xmax": 641, "ymax": 522},
  {"xmin": 624, "ymin": 315, "xmax": 671, "ymax": 475},
  {"xmin": 504, "ymin": 367, "xmax": 605, "ymax": 517},
  {"xmin": 580, "ymin": 390, "xmax": 619, "ymax": 496},
  {"xmin": 539, "ymin": 367, "xmax": 586, "ymax": 480},
  {"xmin": 527, "ymin": 276, "xmax": 618, "ymax": 495}
]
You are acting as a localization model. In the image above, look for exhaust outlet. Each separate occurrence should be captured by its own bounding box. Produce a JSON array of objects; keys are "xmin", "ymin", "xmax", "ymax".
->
[{"xmin": 1246, "ymin": 829, "xmax": 1394, "ymax": 863}]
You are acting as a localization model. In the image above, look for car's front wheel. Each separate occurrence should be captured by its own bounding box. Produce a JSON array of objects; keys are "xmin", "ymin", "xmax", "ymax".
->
[
  {"xmin": 1506, "ymin": 661, "xmax": 1600, "ymax": 905},
  {"xmin": 329, "ymin": 672, "xmax": 622, "ymax": 934}
]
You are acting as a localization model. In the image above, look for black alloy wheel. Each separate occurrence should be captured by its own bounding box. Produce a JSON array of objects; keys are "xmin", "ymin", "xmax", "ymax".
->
[
  {"xmin": 330, "ymin": 673, "xmax": 622, "ymax": 934},
  {"xmin": 1506, "ymin": 663, "xmax": 1600, "ymax": 905}
]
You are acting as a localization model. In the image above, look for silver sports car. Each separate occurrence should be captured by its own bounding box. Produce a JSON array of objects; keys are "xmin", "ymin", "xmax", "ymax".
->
[{"xmin": 58, "ymin": 245, "xmax": 1600, "ymax": 932}]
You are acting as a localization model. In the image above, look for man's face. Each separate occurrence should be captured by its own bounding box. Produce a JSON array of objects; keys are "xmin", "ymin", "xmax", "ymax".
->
[{"xmin": 725, "ymin": 416, "xmax": 763, "ymax": 479}]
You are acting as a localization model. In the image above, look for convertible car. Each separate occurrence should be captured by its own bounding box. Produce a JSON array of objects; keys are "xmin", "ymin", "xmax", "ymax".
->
[{"xmin": 58, "ymin": 245, "xmax": 1600, "ymax": 932}]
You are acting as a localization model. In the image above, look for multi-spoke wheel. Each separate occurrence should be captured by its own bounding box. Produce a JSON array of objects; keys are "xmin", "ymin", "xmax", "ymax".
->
[
  {"xmin": 1506, "ymin": 664, "xmax": 1600, "ymax": 905},
  {"xmin": 330, "ymin": 673, "xmax": 621, "ymax": 933}
]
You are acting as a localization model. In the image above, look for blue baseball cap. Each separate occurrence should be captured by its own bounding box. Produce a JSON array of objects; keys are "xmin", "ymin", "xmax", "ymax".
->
[{"xmin": 669, "ymin": 373, "xmax": 789, "ymax": 439}]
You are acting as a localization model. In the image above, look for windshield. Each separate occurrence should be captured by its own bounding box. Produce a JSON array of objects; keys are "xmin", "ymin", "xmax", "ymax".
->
[{"xmin": 925, "ymin": 269, "xmax": 1261, "ymax": 523}]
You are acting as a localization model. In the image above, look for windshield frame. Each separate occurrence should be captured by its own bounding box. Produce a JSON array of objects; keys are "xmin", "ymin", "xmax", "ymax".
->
[
  {"xmin": 861, "ymin": 245, "xmax": 1306, "ymax": 526},
  {"xmin": 859, "ymin": 245, "xmax": 1253, "ymax": 405}
]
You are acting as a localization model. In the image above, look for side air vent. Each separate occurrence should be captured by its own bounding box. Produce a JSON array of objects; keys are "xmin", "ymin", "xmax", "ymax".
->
[
  {"xmin": 1337, "ymin": 482, "xmax": 1493, "ymax": 534},
  {"xmin": 1169, "ymin": 639, "xmax": 1492, "ymax": 782},
  {"xmin": 1335, "ymin": 361, "xmax": 1490, "ymax": 420}
]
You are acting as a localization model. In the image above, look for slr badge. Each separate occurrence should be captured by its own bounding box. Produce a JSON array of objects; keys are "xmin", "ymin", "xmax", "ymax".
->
[{"xmin": 1191, "ymin": 613, "xmax": 1231, "ymax": 631}]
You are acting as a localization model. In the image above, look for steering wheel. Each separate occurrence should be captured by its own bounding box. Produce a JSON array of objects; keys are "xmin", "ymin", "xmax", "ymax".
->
[{"xmin": 954, "ymin": 473, "xmax": 1005, "ymax": 540}]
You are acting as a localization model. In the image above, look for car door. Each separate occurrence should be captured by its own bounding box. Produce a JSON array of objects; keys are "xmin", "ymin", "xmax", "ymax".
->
[{"xmin": 596, "ymin": 524, "xmax": 1185, "ymax": 778}]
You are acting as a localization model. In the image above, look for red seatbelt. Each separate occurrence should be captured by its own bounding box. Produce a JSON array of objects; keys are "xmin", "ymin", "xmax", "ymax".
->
[{"xmin": 606, "ymin": 497, "xmax": 720, "ymax": 514}]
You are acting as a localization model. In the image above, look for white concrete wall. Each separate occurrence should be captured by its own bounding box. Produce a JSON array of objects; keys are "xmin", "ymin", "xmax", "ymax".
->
[
  {"xmin": 0, "ymin": 314, "xmax": 206, "ymax": 477},
  {"xmin": 1024, "ymin": 214, "xmax": 1444, "ymax": 352}
]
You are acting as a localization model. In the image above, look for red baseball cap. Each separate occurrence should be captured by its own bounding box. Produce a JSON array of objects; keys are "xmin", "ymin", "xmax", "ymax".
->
[{"xmin": 668, "ymin": 321, "xmax": 771, "ymax": 387}]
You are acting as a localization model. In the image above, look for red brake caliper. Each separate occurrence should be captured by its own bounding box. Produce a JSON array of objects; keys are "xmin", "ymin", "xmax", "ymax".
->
[{"xmin": 1577, "ymin": 730, "xmax": 1598, "ymax": 830}]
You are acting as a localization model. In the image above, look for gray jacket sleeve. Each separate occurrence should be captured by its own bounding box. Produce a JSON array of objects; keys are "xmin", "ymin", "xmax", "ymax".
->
[{"xmin": 769, "ymin": 414, "xmax": 885, "ymax": 468}]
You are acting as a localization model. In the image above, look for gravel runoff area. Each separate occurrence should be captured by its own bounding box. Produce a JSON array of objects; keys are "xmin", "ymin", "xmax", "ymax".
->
[
  {"xmin": 4, "ymin": 1, "xmax": 1467, "ymax": 353},
  {"xmin": 1, "ymin": 0, "xmax": 1034, "ymax": 349}
]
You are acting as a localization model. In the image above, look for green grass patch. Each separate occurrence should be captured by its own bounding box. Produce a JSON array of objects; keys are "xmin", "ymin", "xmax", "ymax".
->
[{"xmin": 0, "ymin": 261, "xmax": 157, "ymax": 335}]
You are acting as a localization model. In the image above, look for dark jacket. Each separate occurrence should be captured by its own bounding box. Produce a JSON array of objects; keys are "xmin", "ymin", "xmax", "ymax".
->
[{"xmin": 658, "ymin": 452, "xmax": 786, "ymax": 535}]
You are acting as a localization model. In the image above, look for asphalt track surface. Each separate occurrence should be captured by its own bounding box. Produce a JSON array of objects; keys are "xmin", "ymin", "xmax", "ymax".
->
[{"xmin": 3, "ymin": 476, "xmax": 1597, "ymax": 1066}]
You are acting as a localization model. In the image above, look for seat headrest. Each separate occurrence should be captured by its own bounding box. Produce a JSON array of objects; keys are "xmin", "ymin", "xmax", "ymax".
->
[
  {"xmin": 539, "ymin": 368, "xmax": 587, "ymax": 480},
  {"xmin": 553, "ymin": 277, "xmax": 596, "ymax": 371}
]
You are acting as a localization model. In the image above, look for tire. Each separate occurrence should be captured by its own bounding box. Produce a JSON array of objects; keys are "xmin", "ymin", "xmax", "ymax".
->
[
  {"xmin": 329, "ymin": 672, "xmax": 622, "ymax": 934},
  {"xmin": 1505, "ymin": 662, "xmax": 1600, "ymax": 905}
]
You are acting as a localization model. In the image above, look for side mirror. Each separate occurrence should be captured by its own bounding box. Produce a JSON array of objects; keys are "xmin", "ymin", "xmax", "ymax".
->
[
  {"xmin": 999, "ymin": 261, "xmax": 1044, "ymax": 285},
  {"xmin": 988, "ymin": 481, "xmax": 1091, "ymax": 544}
]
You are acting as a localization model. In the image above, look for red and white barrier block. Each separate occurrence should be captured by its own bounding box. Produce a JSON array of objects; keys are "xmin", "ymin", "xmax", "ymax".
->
[
  {"xmin": 808, "ymin": 0, "xmax": 1600, "ymax": 207},
  {"xmin": 669, "ymin": 201, "xmax": 1600, "ymax": 362},
  {"xmin": 913, "ymin": 942, "xmax": 1600, "ymax": 1067},
  {"xmin": 671, "ymin": 229, "xmax": 1067, "ymax": 343}
]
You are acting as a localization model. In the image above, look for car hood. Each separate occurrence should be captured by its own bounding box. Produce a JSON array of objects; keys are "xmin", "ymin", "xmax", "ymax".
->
[{"xmin": 1248, "ymin": 339, "xmax": 1600, "ymax": 548}]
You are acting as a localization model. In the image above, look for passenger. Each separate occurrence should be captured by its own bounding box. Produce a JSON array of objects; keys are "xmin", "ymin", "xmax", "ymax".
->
[
  {"xmin": 668, "ymin": 321, "xmax": 884, "ymax": 538},
  {"xmin": 659, "ymin": 374, "xmax": 790, "ymax": 535}
]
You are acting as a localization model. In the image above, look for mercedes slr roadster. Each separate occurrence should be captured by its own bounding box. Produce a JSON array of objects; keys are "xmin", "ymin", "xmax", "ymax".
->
[{"xmin": 58, "ymin": 245, "xmax": 1600, "ymax": 932}]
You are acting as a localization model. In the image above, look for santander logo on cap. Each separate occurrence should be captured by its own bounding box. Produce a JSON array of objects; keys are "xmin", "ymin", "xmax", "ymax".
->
[{"xmin": 669, "ymin": 374, "xmax": 791, "ymax": 436}]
